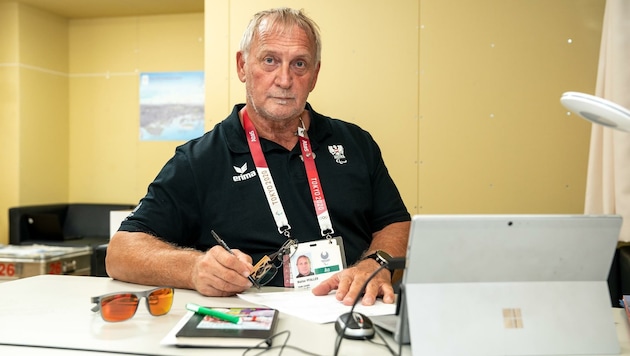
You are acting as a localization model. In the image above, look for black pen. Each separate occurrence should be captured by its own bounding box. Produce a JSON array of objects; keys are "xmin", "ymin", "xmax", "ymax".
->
[{"xmin": 211, "ymin": 230, "xmax": 261, "ymax": 289}]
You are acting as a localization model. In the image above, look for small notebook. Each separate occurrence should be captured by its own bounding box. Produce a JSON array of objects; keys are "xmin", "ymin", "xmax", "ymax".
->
[{"xmin": 173, "ymin": 307, "xmax": 279, "ymax": 348}]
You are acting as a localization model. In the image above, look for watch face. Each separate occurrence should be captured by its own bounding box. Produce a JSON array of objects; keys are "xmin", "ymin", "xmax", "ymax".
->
[
  {"xmin": 377, "ymin": 250, "xmax": 393, "ymax": 261},
  {"xmin": 364, "ymin": 250, "xmax": 392, "ymax": 267},
  {"xmin": 375, "ymin": 250, "xmax": 392, "ymax": 266}
]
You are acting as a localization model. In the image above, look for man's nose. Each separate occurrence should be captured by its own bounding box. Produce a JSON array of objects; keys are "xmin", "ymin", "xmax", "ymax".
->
[{"xmin": 275, "ymin": 64, "xmax": 292, "ymax": 88}]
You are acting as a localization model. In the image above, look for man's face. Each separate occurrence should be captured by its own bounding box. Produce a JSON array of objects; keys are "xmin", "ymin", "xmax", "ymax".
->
[
  {"xmin": 237, "ymin": 23, "xmax": 320, "ymax": 121},
  {"xmin": 297, "ymin": 256, "xmax": 311, "ymax": 275}
]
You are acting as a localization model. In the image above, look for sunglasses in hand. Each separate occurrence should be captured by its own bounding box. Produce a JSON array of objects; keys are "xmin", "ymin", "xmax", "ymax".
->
[{"xmin": 91, "ymin": 287, "xmax": 174, "ymax": 322}]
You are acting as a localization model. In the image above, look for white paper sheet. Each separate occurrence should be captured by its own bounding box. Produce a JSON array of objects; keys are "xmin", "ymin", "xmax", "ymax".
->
[{"xmin": 237, "ymin": 290, "xmax": 396, "ymax": 324}]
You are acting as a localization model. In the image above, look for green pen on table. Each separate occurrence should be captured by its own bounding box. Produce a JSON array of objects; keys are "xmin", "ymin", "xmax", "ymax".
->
[{"xmin": 186, "ymin": 303, "xmax": 242, "ymax": 324}]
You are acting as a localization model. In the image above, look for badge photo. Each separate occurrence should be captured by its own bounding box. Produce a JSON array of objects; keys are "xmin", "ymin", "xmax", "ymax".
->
[{"xmin": 290, "ymin": 239, "xmax": 344, "ymax": 290}]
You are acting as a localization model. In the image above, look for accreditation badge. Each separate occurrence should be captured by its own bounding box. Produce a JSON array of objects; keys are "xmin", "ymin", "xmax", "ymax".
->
[{"xmin": 285, "ymin": 236, "xmax": 346, "ymax": 290}]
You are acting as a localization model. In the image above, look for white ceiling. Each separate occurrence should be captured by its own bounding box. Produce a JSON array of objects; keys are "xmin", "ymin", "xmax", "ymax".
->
[{"xmin": 0, "ymin": 0, "xmax": 204, "ymax": 19}]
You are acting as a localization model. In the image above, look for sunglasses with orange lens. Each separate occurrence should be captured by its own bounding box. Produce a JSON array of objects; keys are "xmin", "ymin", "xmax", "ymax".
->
[{"xmin": 91, "ymin": 287, "xmax": 174, "ymax": 322}]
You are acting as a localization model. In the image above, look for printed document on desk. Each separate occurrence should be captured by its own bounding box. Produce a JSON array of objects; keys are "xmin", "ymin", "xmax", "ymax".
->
[{"xmin": 237, "ymin": 290, "xmax": 396, "ymax": 323}]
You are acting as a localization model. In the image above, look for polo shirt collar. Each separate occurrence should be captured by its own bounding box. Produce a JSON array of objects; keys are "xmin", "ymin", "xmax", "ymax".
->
[{"xmin": 223, "ymin": 103, "xmax": 332, "ymax": 154}]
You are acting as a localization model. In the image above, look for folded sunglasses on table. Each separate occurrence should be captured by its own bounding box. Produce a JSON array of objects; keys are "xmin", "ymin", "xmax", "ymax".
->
[{"xmin": 91, "ymin": 287, "xmax": 174, "ymax": 322}]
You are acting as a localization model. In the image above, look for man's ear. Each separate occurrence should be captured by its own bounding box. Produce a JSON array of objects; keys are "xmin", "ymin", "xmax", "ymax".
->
[{"xmin": 236, "ymin": 51, "xmax": 247, "ymax": 83}]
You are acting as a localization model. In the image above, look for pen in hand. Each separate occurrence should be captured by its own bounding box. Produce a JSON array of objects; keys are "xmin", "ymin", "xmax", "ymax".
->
[{"xmin": 211, "ymin": 230, "xmax": 261, "ymax": 289}]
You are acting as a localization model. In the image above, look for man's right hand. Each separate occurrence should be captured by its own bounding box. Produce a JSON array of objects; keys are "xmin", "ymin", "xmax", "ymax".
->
[{"xmin": 191, "ymin": 246, "xmax": 255, "ymax": 296}]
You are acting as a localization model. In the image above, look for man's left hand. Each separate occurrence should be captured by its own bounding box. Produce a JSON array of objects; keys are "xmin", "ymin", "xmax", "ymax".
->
[{"xmin": 311, "ymin": 259, "xmax": 395, "ymax": 306}]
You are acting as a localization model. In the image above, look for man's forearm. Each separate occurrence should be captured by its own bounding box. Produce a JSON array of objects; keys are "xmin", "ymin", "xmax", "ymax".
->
[
  {"xmin": 106, "ymin": 231, "xmax": 203, "ymax": 289},
  {"xmin": 365, "ymin": 221, "xmax": 411, "ymax": 258}
]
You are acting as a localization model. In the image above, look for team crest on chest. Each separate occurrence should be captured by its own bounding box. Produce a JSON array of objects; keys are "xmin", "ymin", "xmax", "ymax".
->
[{"xmin": 328, "ymin": 145, "xmax": 347, "ymax": 164}]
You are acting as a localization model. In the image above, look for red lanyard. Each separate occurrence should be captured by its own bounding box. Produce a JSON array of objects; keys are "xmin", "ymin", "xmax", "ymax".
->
[
  {"xmin": 297, "ymin": 122, "xmax": 333, "ymax": 236},
  {"xmin": 242, "ymin": 110, "xmax": 334, "ymax": 238}
]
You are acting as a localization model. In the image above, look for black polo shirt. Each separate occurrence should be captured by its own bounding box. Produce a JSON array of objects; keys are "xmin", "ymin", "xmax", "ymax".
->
[{"xmin": 119, "ymin": 103, "xmax": 411, "ymax": 286}]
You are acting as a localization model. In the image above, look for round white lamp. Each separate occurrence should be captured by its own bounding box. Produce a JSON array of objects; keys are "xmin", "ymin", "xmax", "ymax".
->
[{"xmin": 560, "ymin": 91, "xmax": 630, "ymax": 132}]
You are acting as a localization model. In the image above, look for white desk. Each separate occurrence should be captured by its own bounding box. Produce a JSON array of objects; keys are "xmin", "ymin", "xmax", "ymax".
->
[
  {"xmin": 1, "ymin": 275, "xmax": 630, "ymax": 356},
  {"xmin": 0, "ymin": 275, "xmax": 409, "ymax": 355}
]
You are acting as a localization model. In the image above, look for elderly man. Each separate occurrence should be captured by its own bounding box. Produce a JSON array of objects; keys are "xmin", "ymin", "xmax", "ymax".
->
[{"xmin": 106, "ymin": 8, "xmax": 410, "ymax": 306}]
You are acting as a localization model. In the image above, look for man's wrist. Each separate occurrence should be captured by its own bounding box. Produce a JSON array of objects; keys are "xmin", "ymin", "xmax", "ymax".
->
[{"xmin": 360, "ymin": 250, "xmax": 394, "ymax": 270}]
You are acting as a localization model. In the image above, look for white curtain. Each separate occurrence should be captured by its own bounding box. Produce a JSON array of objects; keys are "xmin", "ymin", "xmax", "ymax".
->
[{"xmin": 584, "ymin": 0, "xmax": 630, "ymax": 241}]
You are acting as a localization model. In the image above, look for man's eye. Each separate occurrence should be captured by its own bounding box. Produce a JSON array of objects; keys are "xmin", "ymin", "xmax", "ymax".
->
[
  {"xmin": 263, "ymin": 57, "xmax": 275, "ymax": 64},
  {"xmin": 295, "ymin": 61, "xmax": 307, "ymax": 68}
]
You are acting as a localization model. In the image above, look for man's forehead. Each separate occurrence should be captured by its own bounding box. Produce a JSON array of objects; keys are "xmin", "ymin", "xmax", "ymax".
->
[{"xmin": 256, "ymin": 22, "xmax": 303, "ymax": 43}]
